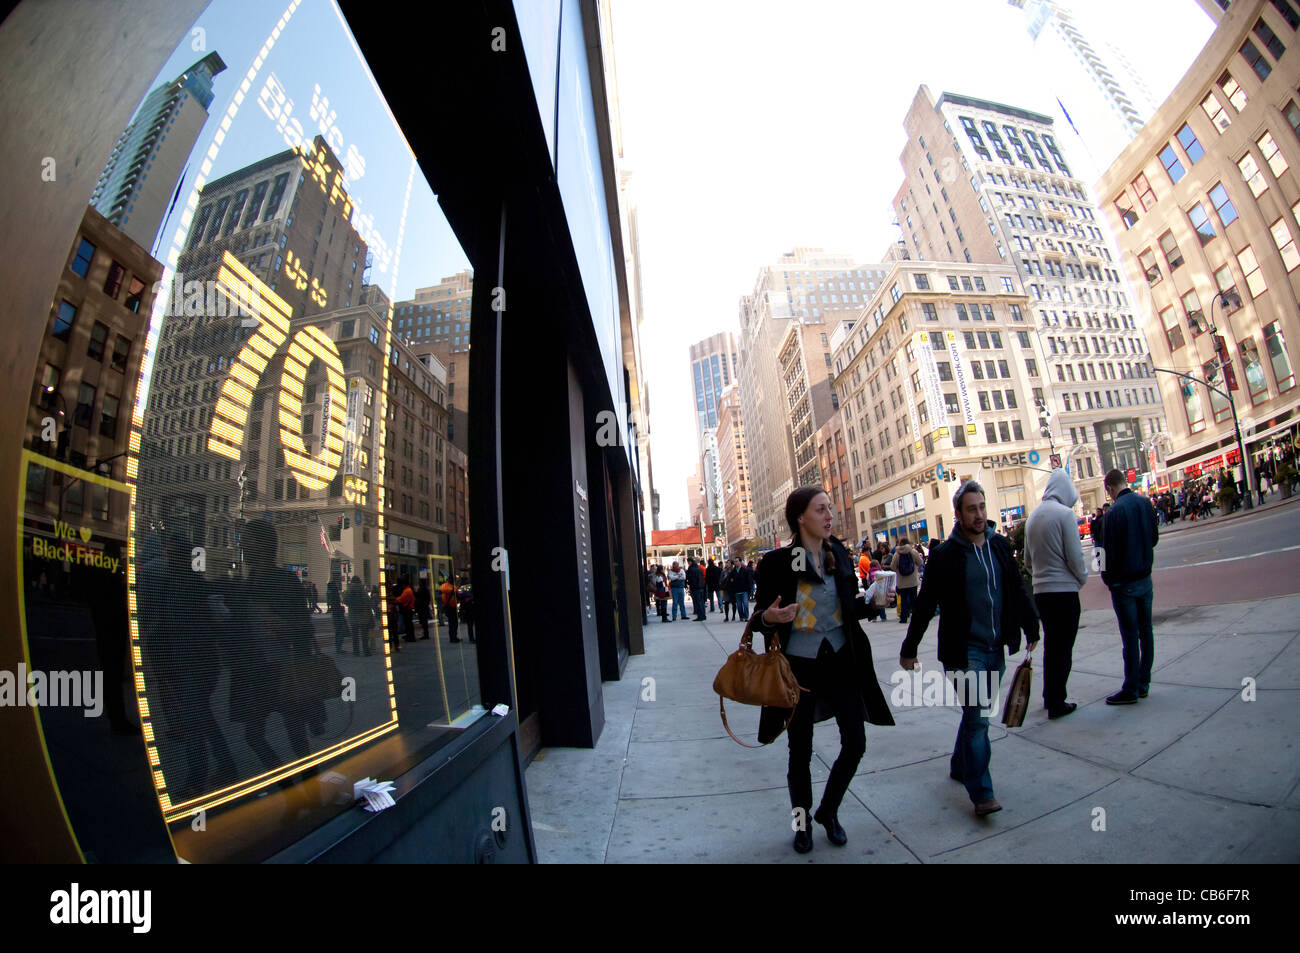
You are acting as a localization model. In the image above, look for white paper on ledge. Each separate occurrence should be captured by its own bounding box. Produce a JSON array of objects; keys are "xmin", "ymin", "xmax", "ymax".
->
[{"xmin": 353, "ymin": 777, "xmax": 397, "ymax": 812}]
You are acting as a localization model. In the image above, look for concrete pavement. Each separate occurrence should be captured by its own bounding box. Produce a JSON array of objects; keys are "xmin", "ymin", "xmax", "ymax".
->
[{"xmin": 525, "ymin": 595, "xmax": 1300, "ymax": 863}]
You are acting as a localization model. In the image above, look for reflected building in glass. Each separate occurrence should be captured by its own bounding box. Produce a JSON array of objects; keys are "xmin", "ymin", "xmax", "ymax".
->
[{"xmin": 91, "ymin": 52, "xmax": 228, "ymax": 251}]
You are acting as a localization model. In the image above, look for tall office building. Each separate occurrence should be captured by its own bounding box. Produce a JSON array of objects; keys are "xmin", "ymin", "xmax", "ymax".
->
[
  {"xmin": 895, "ymin": 85, "xmax": 1168, "ymax": 512},
  {"xmin": 394, "ymin": 270, "xmax": 474, "ymax": 452},
  {"xmin": 688, "ymin": 333, "xmax": 738, "ymax": 459},
  {"xmin": 832, "ymin": 260, "xmax": 1055, "ymax": 543},
  {"xmin": 90, "ymin": 52, "xmax": 227, "ymax": 251},
  {"xmin": 737, "ymin": 249, "xmax": 888, "ymax": 543},
  {"xmin": 715, "ymin": 387, "xmax": 754, "ymax": 550},
  {"xmin": 1099, "ymin": 0, "xmax": 1300, "ymax": 485},
  {"xmin": 1008, "ymin": 1, "xmax": 1158, "ymax": 173}
]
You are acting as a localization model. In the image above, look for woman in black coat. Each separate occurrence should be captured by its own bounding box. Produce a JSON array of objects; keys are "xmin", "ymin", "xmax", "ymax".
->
[{"xmin": 749, "ymin": 486, "xmax": 895, "ymax": 854}]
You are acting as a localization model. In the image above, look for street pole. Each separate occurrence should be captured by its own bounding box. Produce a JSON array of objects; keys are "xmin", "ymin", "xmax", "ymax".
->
[{"xmin": 1152, "ymin": 366, "xmax": 1252, "ymax": 509}]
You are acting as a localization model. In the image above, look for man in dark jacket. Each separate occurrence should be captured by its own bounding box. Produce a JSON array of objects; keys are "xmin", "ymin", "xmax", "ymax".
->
[
  {"xmin": 705, "ymin": 558, "xmax": 722, "ymax": 612},
  {"xmin": 1099, "ymin": 469, "xmax": 1159, "ymax": 705},
  {"xmin": 900, "ymin": 480, "xmax": 1039, "ymax": 817},
  {"xmin": 686, "ymin": 557, "xmax": 707, "ymax": 621}
]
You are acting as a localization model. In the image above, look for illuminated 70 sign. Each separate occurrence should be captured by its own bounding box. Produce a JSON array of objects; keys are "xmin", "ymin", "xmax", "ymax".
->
[{"xmin": 206, "ymin": 251, "xmax": 361, "ymax": 495}]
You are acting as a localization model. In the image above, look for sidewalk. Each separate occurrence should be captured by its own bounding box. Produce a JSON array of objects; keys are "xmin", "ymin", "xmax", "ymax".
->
[
  {"xmin": 1160, "ymin": 485, "xmax": 1300, "ymax": 534},
  {"xmin": 524, "ymin": 599, "xmax": 1300, "ymax": 863}
]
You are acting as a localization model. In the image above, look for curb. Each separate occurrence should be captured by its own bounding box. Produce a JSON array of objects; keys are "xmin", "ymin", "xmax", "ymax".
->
[{"xmin": 1159, "ymin": 489, "xmax": 1300, "ymax": 533}]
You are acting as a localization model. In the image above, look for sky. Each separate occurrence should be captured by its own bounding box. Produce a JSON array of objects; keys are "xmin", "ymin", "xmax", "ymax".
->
[{"xmin": 608, "ymin": 0, "xmax": 1217, "ymax": 529}]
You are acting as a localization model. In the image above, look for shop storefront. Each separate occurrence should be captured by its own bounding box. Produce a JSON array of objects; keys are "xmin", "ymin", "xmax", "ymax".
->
[{"xmin": 2, "ymin": 0, "xmax": 647, "ymax": 863}]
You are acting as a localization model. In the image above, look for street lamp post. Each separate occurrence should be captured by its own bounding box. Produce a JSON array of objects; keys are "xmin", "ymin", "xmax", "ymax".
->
[{"xmin": 1151, "ymin": 364, "xmax": 1253, "ymax": 510}]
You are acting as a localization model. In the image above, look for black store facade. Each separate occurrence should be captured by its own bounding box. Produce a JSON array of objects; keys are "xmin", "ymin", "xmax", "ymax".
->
[{"xmin": 0, "ymin": 0, "xmax": 647, "ymax": 863}]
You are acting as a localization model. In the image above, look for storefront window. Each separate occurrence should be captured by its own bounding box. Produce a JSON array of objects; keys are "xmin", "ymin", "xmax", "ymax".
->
[{"xmin": 19, "ymin": 0, "xmax": 479, "ymax": 863}]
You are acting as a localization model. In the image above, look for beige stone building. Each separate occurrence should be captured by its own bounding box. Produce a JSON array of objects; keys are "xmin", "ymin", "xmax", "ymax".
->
[
  {"xmin": 832, "ymin": 261, "xmax": 1058, "ymax": 545},
  {"xmin": 715, "ymin": 386, "xmax": 754, "ymax": 553},
  {"xmin": 1098, "ymin": 0, "xmax": 1300, "ymax": 487},
  {"xmin": 814, "ymin": 413, "xmax": 858, "ymax": 547},
  {"xmin": 895, "ymin": 85, "xmax": 1167, "ymax": 513},
  {"xmin": 737, "ymin": 248, "xmax": 888, "ymax": 545},
  {"xmin": 396, "ymin": 270, "xmax": 473, "ymax": 452}
]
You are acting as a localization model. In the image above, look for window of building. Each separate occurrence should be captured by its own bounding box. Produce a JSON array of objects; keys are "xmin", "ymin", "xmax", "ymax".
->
[
  {"xmin": 1115, "ymin": 196, "xmax": 1139, "ymax": 229},
  {"xmin": 913, "ymin": 273, "xmax": 930, "ymax": 291},
  {"xmin": 970, "ymin": 361, "xmax": 984, "ymax": 380},
  {"xmin": 1264, "ymin": 321, "xmax": 1295, "ymax": 391},
  {"xmin": 1182, "ymin": 289, "xmax": 1206, "ymax": 337},
  {"xmin": 1160, "ymin": 306, "xmax": 1185, "ymax": 351},
  {"xmin": 922, "ymin": 302, "xmax": 938, "ymax": 322},
  {"xmin": 87, "ymin": 321, "xmax": 108, "ymax": 361},
  {"xmin": 1238, "ymin": 244, "xmax": 1267, "ymax": 297},
  {"xmin": 1159, "ymin": 143, "xmax": 1186, "ymax": 183},
  {"xmin": 1256, "ymin": 17, "xmax": 1287, "ymax": 59},
  {"xmin": 1210, "ymin": 182, "xmax": 1238, "ymax": 225},
  {"xmin": 1139, "ymin": 248, "xmax": 1162, "ymax": 286},
  {"xmin": 1161, "ymin": 231, "xmax": 1185, "ymax": 273},
  {"xmin": 979, "ymin": 391, "xmax": 991, "ymax": 412},
  {"xmin": 1272, "ymin": 217, "xmax": 1300, "ymax": 271},
  {"xmin": 1188, "ymin": 202, "xmax": 1216, "ymax": 244},
  {"xmin": 1240, "ymin": 38, "xmax": 1272, "ymax": 80},
  {"xmin": 1219, "ymin": 71, "xmax": 1248, "ymax": 111},
  {"xmin": 1201, "ymin": 91, "xmax": 1232, "ymax": 133},
  {"xmin": 53, "ymin": 300, "xmax": 76, "ymax": 340},
  {"xmin": 890, "ymin": 283, "xmax": 901, "ymax": 303},
  {"xmin": 1214, "ymin": 264, "xmax": 1240, "ymax": 307},
  {"xmin": 1240, "ymin": 336, "xmax": 1271, "ymax": 403},
  {"xmin": 71, "ymin": 238, "xmax": 95, "ymax": 277},
  {"xmin": 74, "ymin": 382, "xmax": 95, "ymax": 428},
  {"xmin": 1025, "ymin": 358, "xmax": 1038, "ymax": 377},
  {"xmin": 1177, "ymin": 123, "xmax": 1205, "ymax": 164},
  {"xmin": 100, "ymin": 394, "xmax": 119, "ymax": 439},
  {"xmin": 1259, "ymin": 131, "xmax": 1289, "ymax": 177},
  {"xmin": 985, "ymin": 422, "xmax": 997, "ymax": 443}
]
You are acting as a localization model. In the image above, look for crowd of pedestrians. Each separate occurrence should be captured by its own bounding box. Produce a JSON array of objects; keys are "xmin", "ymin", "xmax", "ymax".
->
[{"xmin": 651, "ymin": 466, "xmax": 1185, "ymax": 852}]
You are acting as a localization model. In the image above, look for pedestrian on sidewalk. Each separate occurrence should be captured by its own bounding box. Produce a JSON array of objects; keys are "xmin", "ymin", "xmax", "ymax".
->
[
  {"xmin": 750, "ymin": 486, "xmax": 895, "ymax": 853},
  {"xmin": 705, "ymin": 558, "xmax": 722, "ymax": 612},
  {"xmin": 344, "ymin": 575, "xmax": 373, "ymax": 656},
  {"xmin": 394, "ymin": 576, "xmax": 415, "ymax": 651},
  {"xmin": 1024, "ymin": 468, "xmax": 1088, "ymax": 720},
  {"xmin": 734, "ymin": 558, "xmax": 753, "ymax": 622},
  {"xmin": 440, "ymin": 575, "xmax": 461, "ymax": 642},
  {"xmin": 667, "ymin": 561, "xmax": 687, "ymax": 620},
  {"xmin": 327, "ymin": 575, "xmax": 350, "ymax": 653},
  {"xmin": 892, "ymin": 537, "xmax": 923, "ymax": 625},
  {"xmin": 900, "ymin": 480, "xmax": 1040, "ymax": 818},
  {"xmin": 414, "ymin": 579, "xmax": 433, "ymax": 640},
  {"xmin": 686, "ymin": 557, "xmax": 707, "ymax": 621},
  {"xmin": 747, "ymin": 559, "xmax": 757, "ymax": 601},
  {"xmin": 1099, "ymin": 469, "xmax": 1159, "ymax": 705},
  {"xmin": 719, "ymin": 559, "xmax": 736, "ymax": 621},
  {"xmin": 654, "ymin": 566, "xmax": 671, "ymax": 622}
]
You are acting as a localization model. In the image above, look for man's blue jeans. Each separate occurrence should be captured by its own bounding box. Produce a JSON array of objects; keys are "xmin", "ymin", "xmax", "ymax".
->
[
  {"xmin": 734, "ymin": 591, "xmax": 750, "ymax": 622},
  {"xmin": 671, "ymin": 587, "xmax": 686, "ymax": 620},
  {"xmin": 1110, "ymin": 575, "xmax": 1154, "ymax": 695},
  {"xmin": 947, "ymin": 643, "xmax": 1005, "ymax": 805}
]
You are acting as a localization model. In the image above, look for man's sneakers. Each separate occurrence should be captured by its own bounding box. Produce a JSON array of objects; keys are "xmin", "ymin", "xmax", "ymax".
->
[
  {"xmin": 974, "ymin": 799, "xmax": 1003, "ymax": 817},
  {"xmin": 1106, "ymin": 690, "xmax": 1139, "ymax": 705},
  {"xmin": 1047, "ymin": 702, "xmax": 1078, "ymax": 720}
]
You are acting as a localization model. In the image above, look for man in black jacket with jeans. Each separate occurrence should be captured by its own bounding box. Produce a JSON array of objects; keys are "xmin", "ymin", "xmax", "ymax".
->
[
  {"xmin": 1099, "ymin": 469, "xmax": 1159, "ymax": 705},
  {"xmin": 686, "ymin": 557, "xmax": 707, "ymax": 621},
  {"xmin": 900, "ymin": 480, "xmax": 1039, "ymax": 817}
]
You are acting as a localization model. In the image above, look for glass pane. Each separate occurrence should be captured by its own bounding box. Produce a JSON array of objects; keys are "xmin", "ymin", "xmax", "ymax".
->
[
  {"xmin": 16, "ymin": 0, "xmax": 483, "ymax": 864},
  {"xmin": 1265, "ymin": 322, "xmax": 1296, "ymax": 391}
]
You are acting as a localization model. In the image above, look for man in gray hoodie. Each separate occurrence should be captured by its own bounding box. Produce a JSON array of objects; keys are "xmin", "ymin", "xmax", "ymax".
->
[{"xmin": 1024, "ymin": 468, "xmax": 1089, "ymax": 719}]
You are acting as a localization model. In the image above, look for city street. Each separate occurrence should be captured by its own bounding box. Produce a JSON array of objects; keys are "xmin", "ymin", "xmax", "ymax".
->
[
  {"xmin": 1081, "ymin": 493, "xmax": 1300, "ymax": 610},
  {"xmin": 527, "ymin": 504, "xmax": 1300, "ymax": 864}
]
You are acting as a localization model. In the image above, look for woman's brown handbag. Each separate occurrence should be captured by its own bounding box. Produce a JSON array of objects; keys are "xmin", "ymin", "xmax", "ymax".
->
[
  {"xmin": 713, "ymin": 618, "xmax": 805, "ymax": 747},
  {"xmin": 1001, "ymin": 652, "xmax": 1033, "ymax": 728}
]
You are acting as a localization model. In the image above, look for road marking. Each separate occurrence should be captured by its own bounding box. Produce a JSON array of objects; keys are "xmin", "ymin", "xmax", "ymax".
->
[{"xmin": 1155, "ymin": 544, "xmax": 1300, "ymax": 571}]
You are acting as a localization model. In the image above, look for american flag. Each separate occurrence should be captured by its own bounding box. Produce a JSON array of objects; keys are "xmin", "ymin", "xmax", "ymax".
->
[{"xmin": 319, "ymin": 521, "xmax": 331, "ymax": 554}]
